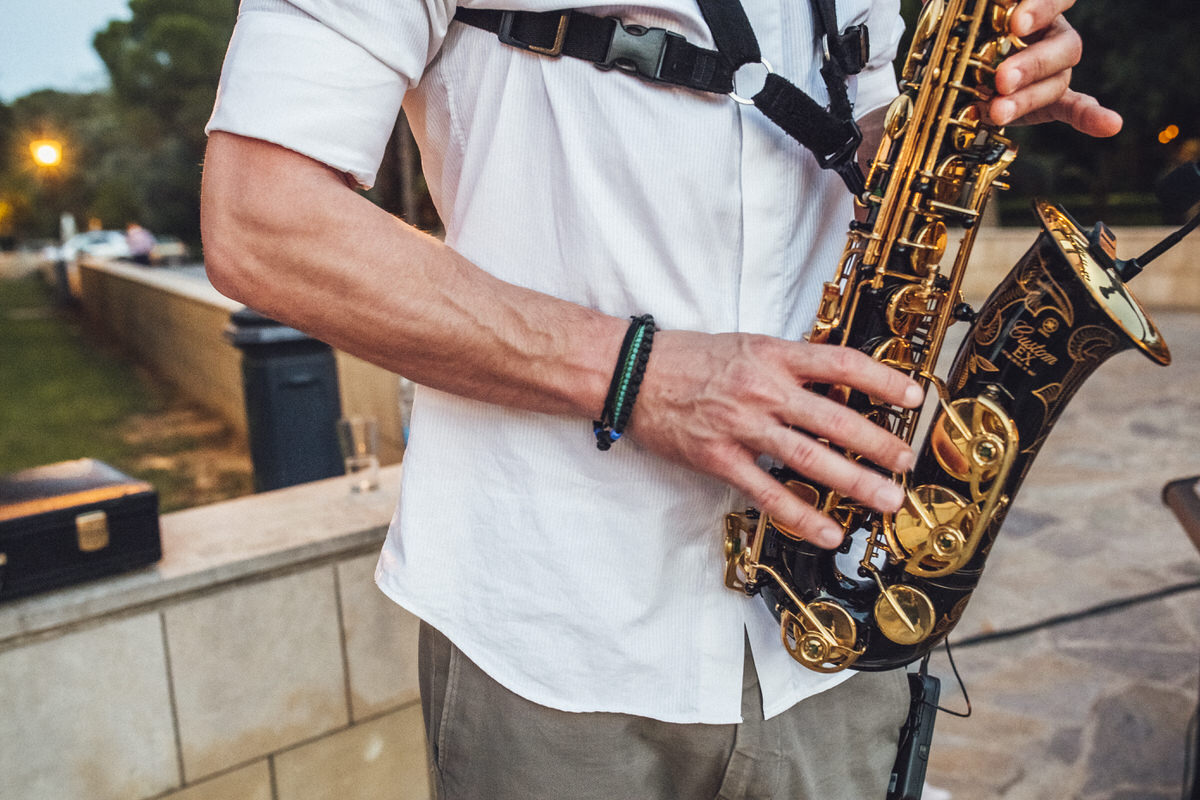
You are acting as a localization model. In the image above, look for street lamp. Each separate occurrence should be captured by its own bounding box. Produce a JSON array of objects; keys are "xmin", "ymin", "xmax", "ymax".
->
[
  {"xmin": 28, "ymin": 137, "xmax": 74, "ymax": 299},
  {"xmin": 30, "ymin": 139, "xmax": 64, "ymax": 168}
]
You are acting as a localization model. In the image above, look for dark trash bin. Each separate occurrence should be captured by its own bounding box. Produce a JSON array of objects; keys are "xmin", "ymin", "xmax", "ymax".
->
[
  {"xmin": 225, "ymin": 308, "xmax": 343, "ymax": 491},
  {"xmin": 52, "ymin": 259, "xmax": 72, "ymax": 305}
]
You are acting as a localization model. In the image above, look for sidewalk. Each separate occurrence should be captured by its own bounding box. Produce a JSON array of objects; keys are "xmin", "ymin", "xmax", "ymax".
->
[
  {"xmin": 922, "ymin": 309, "xmax": 1200, "ymax": 799},
  {"xmin": 0, "ymin": 250, "xmax": 43, "ymax": 280}
]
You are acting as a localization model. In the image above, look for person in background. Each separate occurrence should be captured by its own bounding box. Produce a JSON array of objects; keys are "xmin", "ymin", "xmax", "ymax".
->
[{"xmin": 125, "ymin": 222, "xmax": 154, "ymax": 265}]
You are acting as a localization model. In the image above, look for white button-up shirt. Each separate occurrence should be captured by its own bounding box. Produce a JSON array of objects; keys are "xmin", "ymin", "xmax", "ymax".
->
[{"xmin": 208, "ymin": 0, "xmax": 903, "ymax": 724}]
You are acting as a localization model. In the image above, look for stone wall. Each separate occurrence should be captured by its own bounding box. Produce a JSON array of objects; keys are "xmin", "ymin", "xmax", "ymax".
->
[
  {"xmin": 0, "ymin": 466, "xmax": 431, "ymax": 800},
  {"xmin": 77, "ymin": 261, "xmax": 408, "ymax": 464},
  {"xmin": 78, "ymin": 260, "xmax": 246, "ymax": 437}
]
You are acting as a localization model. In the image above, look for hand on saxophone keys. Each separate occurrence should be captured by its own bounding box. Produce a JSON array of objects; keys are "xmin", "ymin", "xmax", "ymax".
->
[
  {"xmin": 625, "ymin": 330, "xmax": 925, "ymax": 550},
  {"xmin": 985, "ymin": 0, "xmax": 1123, "ymax": 138}
]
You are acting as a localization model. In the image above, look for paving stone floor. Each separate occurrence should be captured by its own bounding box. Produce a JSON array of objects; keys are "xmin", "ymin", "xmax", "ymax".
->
[{"xmin": 920, "ymin": 309, "xmax": 1200, "ymax": 800}]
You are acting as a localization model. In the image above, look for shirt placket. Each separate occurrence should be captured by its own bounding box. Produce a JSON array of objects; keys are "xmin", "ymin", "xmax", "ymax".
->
[{"xmin": 735, "ymin": 0, "xmax": 796, "ymax": 339}]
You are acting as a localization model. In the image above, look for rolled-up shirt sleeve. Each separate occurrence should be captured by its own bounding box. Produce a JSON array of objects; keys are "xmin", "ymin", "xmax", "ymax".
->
[{"xmin": 207, "ymin": 0, "xmax": 453, "ymax": 187}]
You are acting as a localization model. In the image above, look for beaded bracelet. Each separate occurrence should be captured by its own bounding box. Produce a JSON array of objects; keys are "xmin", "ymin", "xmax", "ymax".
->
[{"xmin": 593, "ymin": 314, "xmax": 656, "ymax": 451}]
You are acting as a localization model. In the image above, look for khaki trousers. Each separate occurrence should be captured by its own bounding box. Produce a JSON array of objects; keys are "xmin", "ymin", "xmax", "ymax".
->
[{"xmin": 419, "ymin": 622, "xmax": 910, "ymax": 800}]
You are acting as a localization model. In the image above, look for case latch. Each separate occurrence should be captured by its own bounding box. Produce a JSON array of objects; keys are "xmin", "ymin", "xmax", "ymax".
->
[{"xmin": 76, "ymin": 510, "xmax": 111, "ymax": 552}]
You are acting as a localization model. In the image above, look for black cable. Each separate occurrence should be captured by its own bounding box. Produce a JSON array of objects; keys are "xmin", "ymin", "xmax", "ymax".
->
[
  {"xmin": 926, "ymin": 578, "xmax": 1200, "ymax": 798},
  {"xmin": 1184, "ymin": 687, "xmax": 1198, "ymax": 800},
  {"xmin": 935, "ymin": 639, "xmax": 972, "ymax": 718},
  {"xmin": 953, "ymin": 579, "xmax": 1200, "ymax": 649},
  {"xmin": 1186, "ymin": 652, "xmax": 1200, "ymax": 800},
  {"xmin": 925, "ymin": 581, "xmax": 1200, "ymax": 719}
]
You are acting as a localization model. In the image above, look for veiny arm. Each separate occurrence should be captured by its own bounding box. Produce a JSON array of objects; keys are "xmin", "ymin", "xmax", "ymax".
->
[
  {"xmin": 201, "ymin": 131, "xmax": 623, "ymax": 418},
  {"xmin": 201, "ymin": 131, "xmax": 923, "ymax": 546}
]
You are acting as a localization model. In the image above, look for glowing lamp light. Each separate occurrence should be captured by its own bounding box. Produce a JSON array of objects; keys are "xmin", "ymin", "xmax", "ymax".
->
[
  {"xmin": 30, "ymin": 139, "xmax": 63, "ymax": 167},
  {"xmin": 1158, "ymin": 124, "xmax": 1181, "ymax": 145}
]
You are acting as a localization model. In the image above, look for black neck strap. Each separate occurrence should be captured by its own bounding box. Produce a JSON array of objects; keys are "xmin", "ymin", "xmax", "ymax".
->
[
  {"xmin": 454, "ymin": 9, "xmax": 737, "ymax": 92},
  {"xmin": 453, "ymin": 0, "xmax": 868, "ymax": 195},
  {"xmin": 692, "ymin": 0, "xmax": 760, "ymax": 66},
  {"xmin": 691, "ymin": 0, "xmax": 867, "ymax": 193}
]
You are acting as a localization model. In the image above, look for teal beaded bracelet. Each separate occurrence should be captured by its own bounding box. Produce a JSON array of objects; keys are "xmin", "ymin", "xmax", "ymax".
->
[{"xmin": 594, "ymin": 314, "xmax": 656, "ymax": 451}]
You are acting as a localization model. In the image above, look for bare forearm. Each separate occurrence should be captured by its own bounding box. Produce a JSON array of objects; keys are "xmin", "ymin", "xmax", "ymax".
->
[
  {"xmin": 201, "ymin": 132, "xmax": 624, "ymax": 419},
  {"xmin": 201, "ymin": 132, "xmax": 922, "ymax": 546}
]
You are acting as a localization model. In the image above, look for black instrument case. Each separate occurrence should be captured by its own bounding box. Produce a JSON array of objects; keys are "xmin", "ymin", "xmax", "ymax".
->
[{"xmin": 0, "ymin": 459, "xmax": 161, "ymax": 601}]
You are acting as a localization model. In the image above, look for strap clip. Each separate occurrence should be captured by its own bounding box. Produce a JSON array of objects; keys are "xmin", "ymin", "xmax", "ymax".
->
[
  {"xmin": 597, "ymin": 20, "xmax": 682, "ymax": 82},
  {"xmin": 817, "ymin": 119, "xmax": 866, "ymax": 197},
  {"xmin": 825, "ymin": 23, "xmax": 869, "ymax": 76},
  {"xmin": 498, "ymin": 9, "xmax": 571, "ymax": 56},
  {"xmin": 815, "ymin": 119, "xmax": 862, "ymax": 169}
]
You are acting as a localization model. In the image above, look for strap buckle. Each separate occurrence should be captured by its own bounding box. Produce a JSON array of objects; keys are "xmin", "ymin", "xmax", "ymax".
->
[
  {"xmin": 497, "ymin": 10, "xmax": 571, "ymax": 56},
  {"xmin": 597, "ymin": 20, "xmax": 682, "ymax": 82},
  {"xmin": 824, "ymin": 24, "xmax": 869, "ymax": 76}
]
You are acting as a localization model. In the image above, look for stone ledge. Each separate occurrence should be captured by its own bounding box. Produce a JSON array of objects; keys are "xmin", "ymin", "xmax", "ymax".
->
[
  {"xmin": 79, "ymin": 257, "xmax": 241, "ymax": 311},
  {"xmin": 0, "ymin": 465, "xmax": 402, "ymax": 649},
  {"xmin": 76, "ymin": 258, "xmax": 409, "ymax": 461}
]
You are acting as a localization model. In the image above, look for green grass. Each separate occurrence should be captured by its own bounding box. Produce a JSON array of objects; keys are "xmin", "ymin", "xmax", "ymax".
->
[
  {"xmin": 0, "ymin": 276, "xmax": 159, "ymax": 467},
  {"xmin": 0, "ymin": 275, "xmax": 252, "ymax": 511}
]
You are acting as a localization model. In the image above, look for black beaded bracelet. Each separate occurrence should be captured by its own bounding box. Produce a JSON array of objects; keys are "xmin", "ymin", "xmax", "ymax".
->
[{"xmin": 593, "ymin": 314, "xmax": 656, "ymax": 451}]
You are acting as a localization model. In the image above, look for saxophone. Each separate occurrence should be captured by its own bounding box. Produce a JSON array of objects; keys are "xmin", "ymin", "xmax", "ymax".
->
[{"xmin": 723, "ymin": 0, "xmax": 1171, "ymax": 672}]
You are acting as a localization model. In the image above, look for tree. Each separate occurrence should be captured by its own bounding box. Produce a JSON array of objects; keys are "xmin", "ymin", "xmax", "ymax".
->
[
  {"xmin": 1008, "ymin": 0, "xmax": 1200, "ymax": 222},
  {"xmin": 0, "ymin": 90, "xmax": 110, "ymax": 241},
  {"xmin": 92, "ymin": 0, "xmax": 237, "ymax": 243},
  {"xmin": 894, "ymin": 0, "xmax": 1200, "ymax": 224}
]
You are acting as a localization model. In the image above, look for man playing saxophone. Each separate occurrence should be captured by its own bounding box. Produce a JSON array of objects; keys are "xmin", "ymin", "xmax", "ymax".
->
[{"xmin": 203, "ymin": 0, "xmax": 1120, "ymax": 796}]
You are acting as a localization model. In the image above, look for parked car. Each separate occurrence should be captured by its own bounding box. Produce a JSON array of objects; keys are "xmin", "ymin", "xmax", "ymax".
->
[
  {"xmin": 150, "ymin": 235, "xmax": 190, "ymax": 266},
  {"xmin": 49, "ymin": 230, "xmax": 133, "ymax": 262}
]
